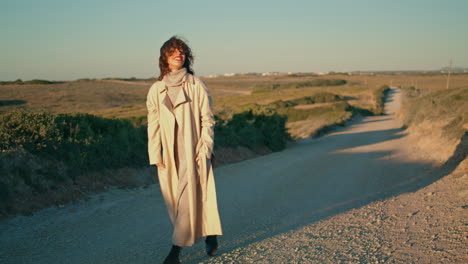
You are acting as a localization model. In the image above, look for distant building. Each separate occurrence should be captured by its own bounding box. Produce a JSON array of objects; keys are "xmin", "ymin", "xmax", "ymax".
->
[{"xmin": 261, "ymin": 72, "xmax": 281, "ymax": 76}]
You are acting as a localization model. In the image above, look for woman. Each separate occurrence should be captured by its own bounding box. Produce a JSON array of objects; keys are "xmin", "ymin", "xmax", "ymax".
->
[{"xmin": 146, "ymin": 36, "xmax": 222, "ymax": 264}]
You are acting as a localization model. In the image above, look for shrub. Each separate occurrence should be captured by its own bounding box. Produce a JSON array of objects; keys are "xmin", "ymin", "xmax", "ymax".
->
[
  {"xmin": 295, "ymin": 79, "xmax": 347, "ymax": 88},
  {"xmin": 214, "ymin": 110, "xmax": 290, "ymax": 151},
  {"xmin": 372, "ymin": 85, "xmax": 390, "ymax": 115},
  {"xmin": 24, "ymin": 79, "xmax": 54, "ymax": 85},
  {"xmin": 1, "ymin": 109, "xmax": 291, "ymax": 176},
  {"xmin": 252, "ymin": 79, "xmax": 347, "ymax": 93},
  {"xmin": 290, "ymin": 92, "xmax": 344, "ymax": 105},
  {"xmin": 0, "ymin": 111, "xmax": 148, "ymax": 177},
  {"xmin": 0, "ymin": 110, "xmax": 290, "ymax": 216}
]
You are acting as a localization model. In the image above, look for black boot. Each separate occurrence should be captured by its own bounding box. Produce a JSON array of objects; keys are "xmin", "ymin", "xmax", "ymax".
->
[
  {"xmin": 205, "ymin": 235, "xmax": 218, "ymax": 256},
  {"xmin": 163, "ymin": 245, "xmax": 181, "ymax": 264}
]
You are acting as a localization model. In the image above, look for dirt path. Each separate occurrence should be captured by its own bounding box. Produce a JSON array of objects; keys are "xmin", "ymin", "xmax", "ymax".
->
[{"xmin": 0, "ymin": 88, "xmax": 466, "ymax": 264}]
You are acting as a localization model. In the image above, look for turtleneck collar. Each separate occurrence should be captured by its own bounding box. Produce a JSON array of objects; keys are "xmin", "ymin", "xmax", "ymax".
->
[{"xmin": 163, "ymin": 67, "xmax": 187, "ymax": 88}]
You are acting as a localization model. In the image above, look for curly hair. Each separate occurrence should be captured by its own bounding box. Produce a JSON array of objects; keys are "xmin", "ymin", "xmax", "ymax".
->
[{"xmin": 158, "ymin": 36, "xmax": 194, "ymax": 80}]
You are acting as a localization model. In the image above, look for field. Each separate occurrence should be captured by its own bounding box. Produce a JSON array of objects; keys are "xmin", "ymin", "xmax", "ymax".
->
[
  {"xmin": 3, "ymin": 74, "xmax": 467, "ymax": 113},
  {"xmin": 2, "ymin": 73, "xmax": 468, "ymax": 137},
  {"xmin": 1, "ymin": 73, "xmax": 467, "ymax": 218},
  {"xmin": 2, "ymin": 73, "xmax": 467, "ymax": 152}
]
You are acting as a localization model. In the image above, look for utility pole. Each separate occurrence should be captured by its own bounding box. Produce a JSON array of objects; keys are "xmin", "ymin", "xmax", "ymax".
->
[{"xmin": 446, "ymin": 59, "xmax": 452, "ymax": 89}]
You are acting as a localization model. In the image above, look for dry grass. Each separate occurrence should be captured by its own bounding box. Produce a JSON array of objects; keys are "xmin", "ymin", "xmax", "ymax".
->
[
  {"xmin": 286, "ymin": 109, "xmax": 352, "ymax": 139},
  {"xmin": 0, "ymin": 80, "xmax": 150, "ymax": 114},
  {"xmin": 2, "ymin": 74, "xmax": 467, "ymax": 111},
  {"xmin": 3, "ymin": 74, "xmax": 467, "ymax": 135},
  {"xmin": 4, "ymin": 74, "xmax": 466, "ymax": 116},
  {"xmin": 398, "ymin": 83, "xmax": 468, "ymax": 165},
  {"xmin": 293, "ymin": 102, "xmax": 336, "ymax": 109}
]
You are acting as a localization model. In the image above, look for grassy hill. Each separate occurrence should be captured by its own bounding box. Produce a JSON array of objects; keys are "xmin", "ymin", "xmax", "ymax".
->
[
  {"xmin": 2, "ymin": 73, "xmax": 467, "ymax": 219},
  {"xmin": 399, "ymin": 84, "xmax": 468, "ymax": 165}
]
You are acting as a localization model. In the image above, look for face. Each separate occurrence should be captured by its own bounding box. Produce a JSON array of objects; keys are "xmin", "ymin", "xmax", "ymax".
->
[{"xmin": 167, "ymin": 49, "xmax": 186, "ymax": 72}]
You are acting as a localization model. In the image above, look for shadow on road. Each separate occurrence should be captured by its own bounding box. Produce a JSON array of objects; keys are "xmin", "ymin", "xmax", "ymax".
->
[
  {"xmin": 186, "ymin": 118, "xmax": 466, "ymax": 263},
  {"xmin": 358, "ymin": 118, "xmax": 393, "ymax": 124}
]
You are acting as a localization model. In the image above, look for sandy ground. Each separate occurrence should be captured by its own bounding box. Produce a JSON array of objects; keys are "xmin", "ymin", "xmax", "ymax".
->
[{"xmin": 0, "ymin": 88, "xmax": 466, "ymax": 264}]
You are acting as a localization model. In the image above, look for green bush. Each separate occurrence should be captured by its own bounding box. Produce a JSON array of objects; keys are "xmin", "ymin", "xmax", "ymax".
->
[
  {"xmin": 295, "ymin": 79, "xmax": 347, "ymax": 88},
  {"xmin": 221, "ymin": 92, "xmax": 350, "ymax": 126},
  {"xmin": 233, "ymin": 93, "xmax": 348, "ymax": 123},
  {"xmin": 214, "ymin": 110, "xmax": 290, "ymax": 151},
  {"xmin": 372, "ymin": 85, "xmax": 390, "ymax": 115},
  {"xmin": 0, "ymin": 111, "xmax": 148, "ymax": 177},
  {"xmin": 290, "ymin": 92, "xmax": 344, "ymax": 105},
  {"xmin": 0, "ymin": 110, "xmax": 290, "ymax": 215},
  {"xmin": 1, "ymin": 109, "xmax": 291, "ymax": 176},
  {"xmin": 25, "ymin": 79, "xmax": 54, "ymax": 85}
]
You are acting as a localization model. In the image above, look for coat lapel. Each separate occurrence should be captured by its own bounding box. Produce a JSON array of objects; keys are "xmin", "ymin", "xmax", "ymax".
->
[
  {"xmin": 158, "ymin": 82, "xmax": 175, "ymax": 114},
  {"xmin": 172, "ymin": 86, "xmax": 191, "ymax": 109},
  {"xmin": 172, "ymin": 73, "xmax": 195, "ymax": 109},
  {"xmin": 159, "ymin": 73, "xmax": 195, "ymax": 110}
]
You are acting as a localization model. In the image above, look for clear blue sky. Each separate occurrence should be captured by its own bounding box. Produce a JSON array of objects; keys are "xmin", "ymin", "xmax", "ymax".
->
[{"xmin": 1, "ymin": 0, "xmax": 467, "ymax": 81}]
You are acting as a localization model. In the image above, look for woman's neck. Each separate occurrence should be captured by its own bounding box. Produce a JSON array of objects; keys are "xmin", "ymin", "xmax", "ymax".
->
[
  {"xmin": 163, "ymin": 68, "xmax": 187, "ymax": 88},
  {"xmin": 169, "ymin": 67, "xmax": 186, "ymax": 74}
]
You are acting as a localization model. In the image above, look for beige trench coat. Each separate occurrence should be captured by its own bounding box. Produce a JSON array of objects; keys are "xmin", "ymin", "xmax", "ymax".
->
[{"xmin": 146, "ymin": 73, "xmax": 222, "ymax": 245}]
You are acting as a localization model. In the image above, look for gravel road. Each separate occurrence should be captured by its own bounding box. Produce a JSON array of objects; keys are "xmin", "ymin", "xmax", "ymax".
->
[{"xmin": 1, "ymin": 88, "xmax": 466, "ymax": 263}]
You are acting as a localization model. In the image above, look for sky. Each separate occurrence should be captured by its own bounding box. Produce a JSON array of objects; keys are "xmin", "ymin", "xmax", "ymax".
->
[{"xmin": 1, "ymin": 0, "xmax": 467, "ymax": 81}]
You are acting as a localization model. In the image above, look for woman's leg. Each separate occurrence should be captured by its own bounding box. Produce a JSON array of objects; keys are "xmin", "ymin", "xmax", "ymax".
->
[{"xmin": 163, "ymin": 245, "xmax": 182, "ymax": 264}]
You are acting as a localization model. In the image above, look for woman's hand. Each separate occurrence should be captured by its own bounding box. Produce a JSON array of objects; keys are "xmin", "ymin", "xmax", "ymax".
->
[{"xmin": 156, "ymin": 163, "xmax": 165, "ymax": 169}]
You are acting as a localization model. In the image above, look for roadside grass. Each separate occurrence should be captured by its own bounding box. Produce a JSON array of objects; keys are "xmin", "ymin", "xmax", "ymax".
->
[
  {"xmin": 400, "ymin": 85, "xmax": 468, "ymax": 141},
  {"xmin": 215, "ymin": 90, "xmax": 371, "ymax": 140},
  {"xmin": 287, "ymin": 109, "xmax": 353, "ymax": 139},
  {"xmin": 372, "ymin": 85, "xmax": 390, "ymax": 115},
  {"xmin": 212, "ymin": 84, "xmax": 371, "ymax": 112}
]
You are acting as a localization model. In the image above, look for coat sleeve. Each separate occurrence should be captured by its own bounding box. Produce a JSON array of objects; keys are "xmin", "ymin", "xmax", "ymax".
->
[
  {"xmin": 146, "ymin": 85, "xmax": 163, "ymax": 165},
  {"xmin": 196, "ymin": 79, "xmax": 215, "ymax": 160}
]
